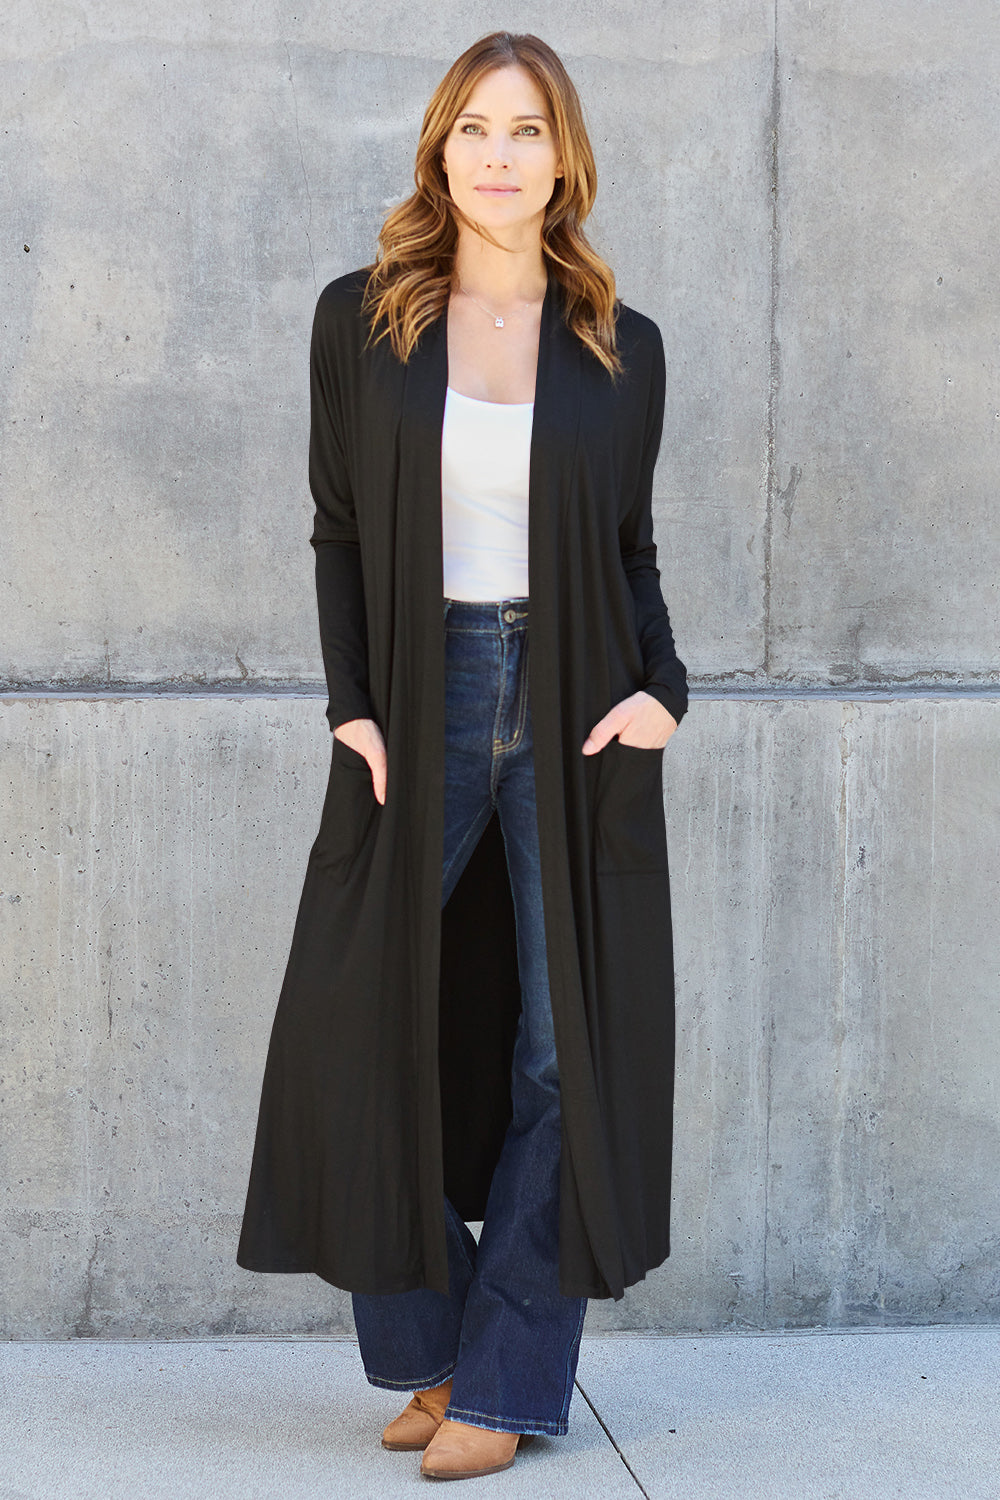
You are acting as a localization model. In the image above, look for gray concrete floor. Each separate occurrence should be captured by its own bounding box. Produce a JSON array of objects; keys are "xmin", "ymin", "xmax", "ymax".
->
[{"xmin": 3, "ymin": 1328, "xmax": 998, "ymax": 1499}]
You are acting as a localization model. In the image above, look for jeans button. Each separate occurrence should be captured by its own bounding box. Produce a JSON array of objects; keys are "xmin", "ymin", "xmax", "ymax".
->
[{"xmin": 503, "ymin": 608, "xmax": 516, "ymax": 622}]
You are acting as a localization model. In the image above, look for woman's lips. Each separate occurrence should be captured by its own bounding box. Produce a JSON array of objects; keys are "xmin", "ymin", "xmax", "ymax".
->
[{"xmin": 475, "ymin": 186, "xmax": 519, "ymax": 194}]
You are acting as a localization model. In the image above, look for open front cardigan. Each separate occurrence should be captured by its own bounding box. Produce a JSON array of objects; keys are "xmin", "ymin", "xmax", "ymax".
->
[{"xmin": 237, "ymin": 264, "xmax": 688, "ymax": 1300}]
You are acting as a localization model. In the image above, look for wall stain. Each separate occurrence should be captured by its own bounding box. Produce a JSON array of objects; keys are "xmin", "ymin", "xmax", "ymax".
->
[
  {"xmin": 779, "ymin": 463, "xmax": 802, "ymax": 534},
  {"xmin": 72, "ymin": 1232, "xmax": 101, "ymax": 1337}
]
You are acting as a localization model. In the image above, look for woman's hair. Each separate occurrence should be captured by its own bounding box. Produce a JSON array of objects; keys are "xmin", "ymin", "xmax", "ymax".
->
[{"xmin": 361, "ymin": 31, "xmax": 624, "ymax": 379}]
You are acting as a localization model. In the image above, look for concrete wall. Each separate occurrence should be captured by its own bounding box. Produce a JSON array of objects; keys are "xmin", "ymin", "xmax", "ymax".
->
[{"xmin": 2, "ymin": 2, "xmax": 998, "ymax": 1335}]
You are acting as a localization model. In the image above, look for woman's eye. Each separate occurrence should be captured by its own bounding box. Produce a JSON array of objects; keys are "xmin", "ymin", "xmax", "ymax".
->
[{"xmin": 457, "ymin": 123, "xmax": 542, "ymax": 137}]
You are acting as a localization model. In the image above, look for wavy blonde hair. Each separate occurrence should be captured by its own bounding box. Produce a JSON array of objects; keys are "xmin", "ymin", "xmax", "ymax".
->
[{"xmin": 360, "ymin": 31, "xmax": 624, "ymax": 379}]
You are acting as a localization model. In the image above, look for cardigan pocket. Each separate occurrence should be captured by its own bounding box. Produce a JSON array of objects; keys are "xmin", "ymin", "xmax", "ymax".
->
[
  {"xmin": 593, "ymin": 738, "xmax": 669, "ymax": 874},
  {"xmin": 311, "ymin": 734, "xmax": 379, "ymax": 880}
]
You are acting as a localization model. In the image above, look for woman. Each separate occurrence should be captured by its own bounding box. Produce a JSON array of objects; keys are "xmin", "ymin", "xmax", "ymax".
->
[{"xmin": 237, "ymin": 30, "xmax": 688, "ymax": 1482}]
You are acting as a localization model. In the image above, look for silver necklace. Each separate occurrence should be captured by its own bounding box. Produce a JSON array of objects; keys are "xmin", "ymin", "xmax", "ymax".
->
[{"xmin": 456, "ymin": 278, "xmax": 536, "ymax": 330}]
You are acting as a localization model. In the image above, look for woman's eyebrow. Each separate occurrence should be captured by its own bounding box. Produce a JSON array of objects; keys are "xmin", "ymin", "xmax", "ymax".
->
[{"xmin": 456, "ymin": 112, "xmax": 548, "ymax": 122}]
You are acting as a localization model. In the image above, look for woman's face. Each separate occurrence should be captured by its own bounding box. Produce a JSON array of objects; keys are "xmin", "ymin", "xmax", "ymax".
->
[{"xmin": 440, "ymin": 64, "xmax": 564, "ymax": 244}]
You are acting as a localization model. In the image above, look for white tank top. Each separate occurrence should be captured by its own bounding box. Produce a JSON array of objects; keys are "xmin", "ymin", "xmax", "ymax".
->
[{"xmin": 441, "ymin": 386, "xmax": 534, "ymax": 600}]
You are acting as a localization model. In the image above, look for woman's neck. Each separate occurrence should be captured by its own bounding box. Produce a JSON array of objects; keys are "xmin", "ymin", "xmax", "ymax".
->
[{"xmin": 451, "ymin": 234, "xmax": 549, "ymax": 308}]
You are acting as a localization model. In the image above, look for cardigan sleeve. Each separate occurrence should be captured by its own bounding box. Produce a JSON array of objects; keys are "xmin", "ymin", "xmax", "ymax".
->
[
  {"xmin": 618, "ymin": 319, "xmax": 689, "ymax": 728},
  {"xmin": 308, "ymin": 285, "xmax": 374, "ymax": 733}
]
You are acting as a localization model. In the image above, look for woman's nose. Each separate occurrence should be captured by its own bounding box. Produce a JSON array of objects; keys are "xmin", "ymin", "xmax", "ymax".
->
[{"xmin": 483, "ymin": 136, "xmax": 513, "ymax": 167}]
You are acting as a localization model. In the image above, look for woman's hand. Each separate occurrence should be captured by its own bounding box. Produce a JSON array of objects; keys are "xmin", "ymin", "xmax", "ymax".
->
[
  {"xmin": 582, "ymin": 691, "xmax": 678, "ymax": 754},
  {"xmin": 333, "ymin": 718, "xmax": 388, "ymax": 805}
]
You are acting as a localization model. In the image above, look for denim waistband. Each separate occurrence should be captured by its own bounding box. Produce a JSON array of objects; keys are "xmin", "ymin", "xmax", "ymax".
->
[{"xmin": 443, "ymin": 597, "xmax": 529, "ymax": 630}]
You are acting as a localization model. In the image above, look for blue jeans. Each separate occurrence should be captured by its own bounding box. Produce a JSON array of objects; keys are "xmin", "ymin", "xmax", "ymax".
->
[{"xmin": 351, "ymin": 597, "xmax": 588, "ymax": 1437}]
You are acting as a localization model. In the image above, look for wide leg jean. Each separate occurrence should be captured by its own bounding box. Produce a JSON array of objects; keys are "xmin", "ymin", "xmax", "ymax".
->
[{"xmin": 351, "ymin": 597, "xmax": 588, "ymax": 1437}]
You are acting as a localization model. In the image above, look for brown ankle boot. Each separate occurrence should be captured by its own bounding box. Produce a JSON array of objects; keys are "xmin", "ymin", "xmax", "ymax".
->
[
  {"xmin": 381, "ymin": 1378, "xmax": 453, "ymax": 1451},
  {"xmin": 420, "ymin": 1418, "xmax": 523, "ymax": 1479}
]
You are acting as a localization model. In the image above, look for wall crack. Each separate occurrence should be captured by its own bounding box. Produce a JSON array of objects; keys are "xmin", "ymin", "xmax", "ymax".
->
[
  {"xmin": 763, "ymin": 0, "xmax": 782, "ymax": 677},
  {"xmin": 286, "ymin": 43, "xmax": 317, "ymax": 300}
]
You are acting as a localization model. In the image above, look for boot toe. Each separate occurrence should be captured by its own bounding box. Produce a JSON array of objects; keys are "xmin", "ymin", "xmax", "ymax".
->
[
  {"xmin": 382, "ymin": 1407, "xmax": 441, "ymax": 1450},
  {"xmin": 420, "ymin": 1419, "xmax": 521, "ymax": 1480},
  {"xmin": 381, "ymin": 1378, "xmax": 454, "ymax": 1452}
]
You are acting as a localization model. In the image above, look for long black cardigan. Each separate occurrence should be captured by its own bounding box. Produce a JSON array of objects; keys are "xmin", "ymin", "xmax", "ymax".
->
[{"xmin": 237, "ymin": 264, "xmax": 688, "ymax": 1300}]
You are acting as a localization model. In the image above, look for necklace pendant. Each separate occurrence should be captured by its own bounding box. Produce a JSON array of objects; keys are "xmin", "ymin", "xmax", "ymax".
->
[{"xmin": 494, "ymin": 316, "xmax": 504, "ymax": 328}]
